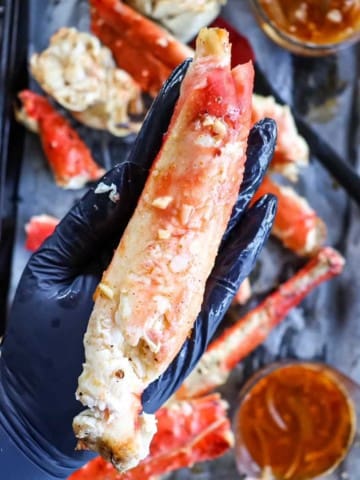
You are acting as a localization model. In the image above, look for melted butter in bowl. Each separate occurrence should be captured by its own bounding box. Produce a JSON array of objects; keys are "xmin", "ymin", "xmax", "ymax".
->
[
  {"xmin": 249, "ymin": 0, "xmax": 360, "ymax": 56},
  {"xmin": 234, "ymin": 362, "xmax": 357, "ymax": 480}
]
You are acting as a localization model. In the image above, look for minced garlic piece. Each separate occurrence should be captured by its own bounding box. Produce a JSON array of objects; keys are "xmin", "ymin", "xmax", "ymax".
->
[
  {"xmin": 98, "ymin": 283, "xmax": 114, "ymax": 300},
  {"xmin": 212, "ymin": 118, "xmax": 227, "ymax": 137},
  {"xmin": 180, "ymin": 204, "xmax": 194, "ymax": 225},
  {"xmin": 158, "ymin": 229, "xmax": 171, "ymax": 239},
  {"xmin": 152, "ymin": 196, "xmax": 173, "ymax": 209}
]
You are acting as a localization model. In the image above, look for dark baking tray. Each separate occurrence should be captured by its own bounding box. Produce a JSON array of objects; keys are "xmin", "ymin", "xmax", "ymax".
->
[
  {"xmin": 1, "ymin": 0, "xmax": 360, "ymax": 478},
  {"xmin": 0, "ymin": 0, "xmax": 28, "ymax": 330}
]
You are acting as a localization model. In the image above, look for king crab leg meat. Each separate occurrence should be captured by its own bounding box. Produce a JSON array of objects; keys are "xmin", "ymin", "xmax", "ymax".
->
[
  {"xmin": 29, "ymin": 27, "xmax": 143, "ymax": 136},
  {"xmin": 72, "ymin": 27, "xmax": 254, "ymax": 472},
  {"xmin": 124, "ymin": 0, "xmax": 225, "ymax": 43}
]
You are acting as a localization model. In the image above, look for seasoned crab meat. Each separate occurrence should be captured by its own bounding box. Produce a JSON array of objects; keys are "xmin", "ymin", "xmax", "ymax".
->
[
  {"xmin": 30, "ymin": 27, "xmax": 143, "ymax": 136},
  {"xmin": 73, "ymin": 27, "xmax": 254, "ymax": 472}
]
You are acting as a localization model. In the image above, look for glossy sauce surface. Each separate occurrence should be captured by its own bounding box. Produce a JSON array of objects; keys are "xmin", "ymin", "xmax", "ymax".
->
[
  {"xmin": 258, "ymin": 0, "xmax": 360, "ymax": 45},
  {"xmin": 236, "ymin": 364, "xmax": 355, "ymax": 480}
]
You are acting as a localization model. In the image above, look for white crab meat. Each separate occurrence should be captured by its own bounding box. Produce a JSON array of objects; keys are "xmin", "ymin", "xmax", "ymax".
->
[
  {"xmin": 125, "ymin": 0, "xmax": 227, "ymax": 42},
  {"xmin": 30, "ymin": 27, "xmax": 143, "ymax": 136}
]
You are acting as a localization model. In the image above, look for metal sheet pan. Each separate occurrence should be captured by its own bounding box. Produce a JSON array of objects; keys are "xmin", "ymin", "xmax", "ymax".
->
[{"xmin": 0, "ymin": 0, "xmax": 28, "ymax": 325}]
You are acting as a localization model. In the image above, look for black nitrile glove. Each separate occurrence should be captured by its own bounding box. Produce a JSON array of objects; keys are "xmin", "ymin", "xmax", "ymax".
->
[{"xmin": 0, "ymin": 59, "xmax": 277, "ymax": 480}]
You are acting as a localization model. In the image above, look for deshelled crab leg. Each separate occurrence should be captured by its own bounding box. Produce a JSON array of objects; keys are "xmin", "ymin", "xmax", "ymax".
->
[
  {"xmin": 175, "ymin": 247, "xmax": 345, "ymax": 400},
  {"xmin": 72, "ymin": 27, "xmax": 253, "ymax": 472},
  {"xmin": 90, "ymin": 0, "xmax": 193, "ymax": 95},
  {"xmin": 16, "ymin": 90, "xmax": 105, "ymax": 189},
  {"xmin": 69, "ymin": 394, "xmax": 233, "ymax": 480},
  {"xmin": 253, "ymin": 175, "xmax": 327, "ymax": 256}
]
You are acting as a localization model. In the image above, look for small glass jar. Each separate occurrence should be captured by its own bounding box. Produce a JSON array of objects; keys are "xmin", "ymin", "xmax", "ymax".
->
[
  {"xmin": 249, "ymin": 0, "xmax": 360, "ymax": 56},
  {"xmin": 234, "ymin": 361, "xmax": 359, "ymax": 479}
]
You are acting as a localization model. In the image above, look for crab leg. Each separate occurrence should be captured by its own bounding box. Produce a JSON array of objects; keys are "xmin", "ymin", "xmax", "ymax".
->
[
  {"xmin": 176, "ymin": 247, "xmax": 345, "ymax": 400},
  {"xmin": 122, "ymin": 394, "xmax": 233, "ymax": 480},
  {"xmin": 251, "ymin": 94, "xmax": 309, "ymax": 182},
  {"xmin": 25, "ymin": 214, "xmax": 59, "ymax": 252},
  {"xmin": 90, "ymin": 0, "xmax": 193, "ymax": 65},
  {"xmin": 90, "ymin": 0, "xmax": 193, "ymax": 95},
  {"xmin": 16, "ymin": 90, "xmax": 105, "ymax": 189},
  {"xmin": 91, "ymin": 10, "xmax": 173, "ymax": 95},
  {"xmin": 69, "ymin": 394, "xmax": 233, "ymax": 480},
  {"xmin": 253, "ymin": 175, "xmax": 327, "ymax": 256}
]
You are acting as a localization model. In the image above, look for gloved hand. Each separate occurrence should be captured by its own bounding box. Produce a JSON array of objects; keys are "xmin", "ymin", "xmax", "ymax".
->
[{"xmin": 0, "ymin": 59, "xmax": 277, "ymax": 480}]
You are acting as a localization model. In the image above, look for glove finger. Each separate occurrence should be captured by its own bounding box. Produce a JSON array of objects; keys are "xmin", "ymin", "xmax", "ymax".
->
[
  {"xmin": 128, "ymin": 59, "xmax": 192, "ymax": 170},
  {"xmin": 3, "ymin": 267, "xmax": 104, "ymax": 459},
  {"xmin": 222, "ymin": 118, "xmax": 277, "ymax": 243},
  {"xmin": 142, "ymin": 194, "xmax": 277, "ymax": 412},
  {"xmin": 28, "ymin": 162, "xmax": 148, "ymax": 281}
]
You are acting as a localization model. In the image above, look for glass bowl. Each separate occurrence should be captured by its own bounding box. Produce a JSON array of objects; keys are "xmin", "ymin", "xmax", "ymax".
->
[
  {"xmin": 233, "ymin": 361, "xmax": 359, "ymax": 479},
  {"xmin": 249, "ymin": 0, "xmax": 360, "ymax": 56}
]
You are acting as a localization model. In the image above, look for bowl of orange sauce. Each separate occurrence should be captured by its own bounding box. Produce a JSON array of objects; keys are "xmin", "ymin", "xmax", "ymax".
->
[
  {"xmin": 234, "ymin": 362, "xmax": 358, "ymax": 479},
  {"xmin": 249, "ymin": 0, "xmax": 360, "ymax": 56}
]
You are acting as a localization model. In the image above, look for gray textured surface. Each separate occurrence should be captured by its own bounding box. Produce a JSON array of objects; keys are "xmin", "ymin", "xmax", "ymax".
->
[{"xmin": 9, "ymin": 0, "xmax": 360, "ymax": 478}]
